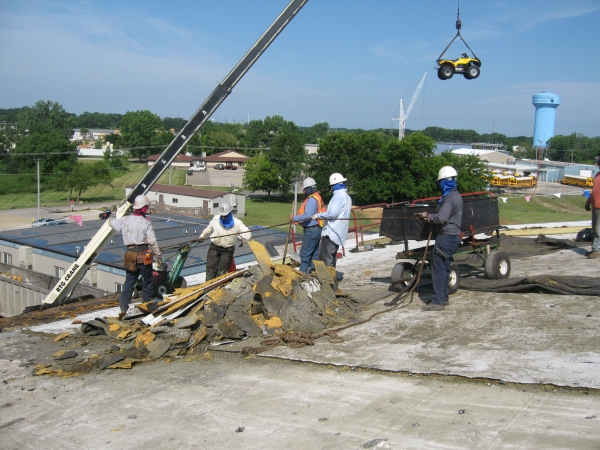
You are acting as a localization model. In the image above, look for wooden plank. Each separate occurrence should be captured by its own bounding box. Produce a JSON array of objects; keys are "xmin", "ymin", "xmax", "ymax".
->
[{"xmin": 248, "ymin": 240, "xmax": 273, "ymax": 275}]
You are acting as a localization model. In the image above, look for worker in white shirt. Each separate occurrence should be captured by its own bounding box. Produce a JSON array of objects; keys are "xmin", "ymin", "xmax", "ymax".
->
[{"xmin": 198, "ymin": 202, "xmax": 252, "ymax": 281}]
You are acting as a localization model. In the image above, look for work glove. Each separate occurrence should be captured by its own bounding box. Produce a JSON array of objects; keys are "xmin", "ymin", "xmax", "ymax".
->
[
  {"xmin": 198, "ymin": 237, "xmax": 205, "ymax": 243},
  {"xmin": 239, "ymin": 238, "xmax": 246, "ymax": 248},
  {"xmin": 311, "ymin": 214, "xmax": 319, "ymax": 220},
  {"xmin": 585, "ymin": 202, "xmax": 591, "ymax": 212},
  {"xmin": 111, "ymin": 204, "xmax": 118, "ymax": 212},
  {"xmin": 156, "ymin": 256, "xmax": 162, "ymax": 267},
  {"xmin": 413, "ymin": 212, "xmax": 428, "ymax": 222}
]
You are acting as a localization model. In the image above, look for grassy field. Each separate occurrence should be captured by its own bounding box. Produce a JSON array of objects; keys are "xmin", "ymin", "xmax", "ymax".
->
[{"xmin": 0, "ymin": 164, "xmax": 591, "ymax": 228}]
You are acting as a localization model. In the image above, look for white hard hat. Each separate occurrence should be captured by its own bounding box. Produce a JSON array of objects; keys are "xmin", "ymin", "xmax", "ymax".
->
[
  {"xmin": 329, "ymin": 173, "xmax": 347, "ymax": 185},
  {"xmin": 133, "ymin": 195, "xmax": 150, "ymax": 209},
  {"xmin": 437, "ymin": 166, "xmax": 458, "ymax": 181},
  {"xmin": 219, "ymin": 202, "xmax": 232, "ymax": 215},
  {"xmin": 302, "ymin": 177, "xmax": 317, "ymax": 189}
]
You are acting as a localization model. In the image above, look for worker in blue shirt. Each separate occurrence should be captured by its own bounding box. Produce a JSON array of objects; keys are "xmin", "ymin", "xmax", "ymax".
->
[
  {"xmin": 290, "ymin": 177, "xmax": 326, "ymax": 273},
  {"xmin": 312, "ymin": 173, "xmax": 352, "ymax": 268}
]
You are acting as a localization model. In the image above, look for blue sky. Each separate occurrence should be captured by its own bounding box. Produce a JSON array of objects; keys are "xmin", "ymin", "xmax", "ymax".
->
[{"xmin": 1, "ymin": 0, "xmax": 599, "ymax": 138}]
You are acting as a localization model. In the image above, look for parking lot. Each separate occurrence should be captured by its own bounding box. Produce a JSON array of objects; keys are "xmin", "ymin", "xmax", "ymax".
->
[{"xmin": 187, "ymin": 166, "xmax": 245, "ymax": 190}]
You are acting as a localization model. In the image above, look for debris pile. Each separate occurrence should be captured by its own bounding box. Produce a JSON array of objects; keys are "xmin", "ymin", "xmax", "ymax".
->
[{"xmin": 34, "ymin": 241, "xmax": 361, "ymax": 375}]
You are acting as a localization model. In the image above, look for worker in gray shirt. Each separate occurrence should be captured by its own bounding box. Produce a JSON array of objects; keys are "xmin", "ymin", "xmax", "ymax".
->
[
  {"xmin": 415, "ymin": 166, "xmax": 463, "ymax": 311},
  {"xmin": 109, "ymin": 195, "xmax": 162, "ymax": 318}
]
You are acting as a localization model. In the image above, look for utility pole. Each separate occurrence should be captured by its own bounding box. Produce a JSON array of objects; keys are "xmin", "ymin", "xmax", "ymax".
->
[{"xmin": 34, "ymin": 158, "xmax": 42, "ymax": 219}]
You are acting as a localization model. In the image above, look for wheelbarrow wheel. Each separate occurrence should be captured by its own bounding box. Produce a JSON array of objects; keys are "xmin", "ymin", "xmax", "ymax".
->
[
  {"xmin": 391, "ymin": 262, "xmax": 416, "ymax": 292},
  {"xmin": 484, "ymin": 251, "xmax": 511, "ymax": 279},
  {"xmin": 154, "ymin": 282, "xmax": 173, "ymax": 299},
  {"xmin": 449, "ymin": 262, "xmax": 461, "ymax": 295}
]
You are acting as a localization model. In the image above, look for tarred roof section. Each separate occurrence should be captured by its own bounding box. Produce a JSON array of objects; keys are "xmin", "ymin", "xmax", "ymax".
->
[
  {"xmin": 127, "ymin": 184, "xmax": 229, "ymax": 199},
  {"xmin": 147, "ymin": 154, "xmax": 194, "ymax": 162}
]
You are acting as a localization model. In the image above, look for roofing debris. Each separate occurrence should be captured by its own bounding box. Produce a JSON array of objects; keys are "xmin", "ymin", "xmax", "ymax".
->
[{"xmin": 33, "ymin": 241, "xmax": 361, "ymax": 377}]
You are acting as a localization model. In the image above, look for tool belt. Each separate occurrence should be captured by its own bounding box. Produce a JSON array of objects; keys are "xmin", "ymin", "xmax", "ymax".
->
[{"xmin": 124, "ymin": 245, "xmax": 152, "ymax": 271}]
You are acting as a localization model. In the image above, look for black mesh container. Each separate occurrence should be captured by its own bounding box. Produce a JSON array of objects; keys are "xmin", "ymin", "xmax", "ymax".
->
[{"xmin": 380, "ymin": 195, "xmax": 500, "ymax": 243}]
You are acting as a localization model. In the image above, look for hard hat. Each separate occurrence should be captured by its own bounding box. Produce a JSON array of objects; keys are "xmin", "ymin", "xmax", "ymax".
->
[
  {"xmin": 329, "ymin": 173, "xmax": 347, "ymax": 185},
  {"xmin": 133, "ymin": 195, "xmax": 150, "ymax": 209},
  {"xmin": 437, "ymin": 166, "xmax": 458, "ymax": 181},
  {"xmin": 302, "ymin": 177, "xmax": 317, "ymax": 189},
  {"xmin": 219, "ymin": 202, "xmax": 232, "ymax": 215}
]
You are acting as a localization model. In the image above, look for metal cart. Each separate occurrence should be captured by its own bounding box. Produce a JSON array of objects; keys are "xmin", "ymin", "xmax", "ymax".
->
[{"xmin": 380, "ymin": 192, "xmax": 510, "ymax": 293}]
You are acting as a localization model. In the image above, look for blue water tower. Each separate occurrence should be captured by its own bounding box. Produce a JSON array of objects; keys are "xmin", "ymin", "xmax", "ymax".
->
[{"xmin": 532, "ymin": 91, "xmax": 560, "ymax": 148}]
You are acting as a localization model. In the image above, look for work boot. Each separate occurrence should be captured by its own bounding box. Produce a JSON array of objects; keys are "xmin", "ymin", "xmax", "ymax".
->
[
  {"xmin": 588, "ymin": 251, "xmax": 600, "ymax": 259},
  {"xmin": 422, "ymin": 304, "xmax": 445, "ymax": 311},
  {"xmin": 444, "ymin": 300, "xmax": 449, "ymax": 306},
  {"xmin": 118, "ymin": 311, "xmax": 126, "ymax": 320}
]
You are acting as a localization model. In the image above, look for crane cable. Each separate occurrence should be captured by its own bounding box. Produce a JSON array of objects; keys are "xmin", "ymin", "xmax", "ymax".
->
[{"xmin": 436, "ymin": 1, "xmax": 479, "ymax": 62}]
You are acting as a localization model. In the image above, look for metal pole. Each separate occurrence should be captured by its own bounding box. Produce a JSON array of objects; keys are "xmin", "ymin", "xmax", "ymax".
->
[{"xmin": 35, "ymin": 159, "xmax": 41, "ymax": 219}]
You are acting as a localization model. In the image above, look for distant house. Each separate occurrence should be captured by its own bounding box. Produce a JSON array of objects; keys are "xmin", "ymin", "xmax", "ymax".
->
[
  {"xmin": 147, "ymin": 154, "xmax": 194, "ymax": 170},
  {"xmin": 72, "ymin": 128, "xmax": 117, "ymax": 142},
  {"xmin": 194, "ymin": 150, "xmax": 249, "ymax": 169},
  {"xmin": 126, "ymin": 184, "xmax": 246, "ymax": 217}
]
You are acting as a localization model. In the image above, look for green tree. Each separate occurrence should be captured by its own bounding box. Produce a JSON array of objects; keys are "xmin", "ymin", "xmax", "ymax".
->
[
  {"xmin": 5, "ymin": 131, "xmax": 77, "ymax": 175},
  {"xmin": 18, "ymin": 100, "xmax": 75, "ymax": 140},
  {"xmin": 242, "ymin": 152, "xmax": 282, "ymax": 201},
  {"xmin": 103, "ymin": 148, "xmax": 129, "ymax": 170},
  {"xmin": 119, "ymin": 110, "xmax": 163, "ymax": 160},
  {"xmin": 243, "ymin": 115, "xmax": 297, "ymax": 149},
  {"xmin": 51, "ymin": 161, "xmax": 115, "ymax": 201},
  {"xmin": 309, "ymin": 131, "xmax": 358, "ymax": 198},
  {"xmin": 267, "ymin": 128, "xmax": 306, "ymax": 193}
]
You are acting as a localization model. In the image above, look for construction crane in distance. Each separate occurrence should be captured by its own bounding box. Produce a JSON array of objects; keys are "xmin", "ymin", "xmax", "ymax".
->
[{"xmin": 392, "ymin": 72, "xmax": 427, "ymax": 141}]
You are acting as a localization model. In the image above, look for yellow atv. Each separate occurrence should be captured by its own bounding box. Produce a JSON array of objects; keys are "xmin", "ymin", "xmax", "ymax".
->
[
  {"xmin": 436, "ymin": 5, "xmax": 481, "ymax": 81},
  {"xmin": 437, "ymin": 53, "xmax": 481, "ymax": 80}
]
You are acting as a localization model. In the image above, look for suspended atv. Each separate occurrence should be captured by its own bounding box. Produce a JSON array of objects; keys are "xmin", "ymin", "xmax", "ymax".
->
[{"xmin": 436, "ymin": 4, "xmax": 481, "ymax": 80}]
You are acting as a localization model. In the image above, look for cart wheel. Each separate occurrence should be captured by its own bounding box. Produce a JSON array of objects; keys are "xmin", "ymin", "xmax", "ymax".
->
[
  {"xmin": 131, "ymin": 288, "xmax": 139, "ymax": 299},
  {"xmin": 154, "ymin": 282, "xmax": 173, "ymax": 299},
  {"xmin": 391, "ymin": 262, "xmax": 415, "ymax": 292},
  {"xmin": 448, "ymin": 262, "xmax": 461, "ymax": 295},
  {"xmin": 484, "ymin": 251, "xmax": 511, "ymax": 279}
]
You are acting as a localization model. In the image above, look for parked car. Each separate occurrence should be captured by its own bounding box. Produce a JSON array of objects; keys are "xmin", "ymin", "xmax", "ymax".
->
[
  {"xmin": 214, "ymin": 164, "xmax": 225, "ymax": 170},
  {"xmin": 189, "ymin": 165, "xmax": 206, "ymax": 172},
  {"xmin": 32, "ymin": 218, "xmax": 67, "ymax": 228},
  {"xmin": 224, "ymin": 164, "xmax": 238, "ymax": 170},
  {"xmin": 99, "ymin": 210, "xmax": 112, "ymax": 220}
]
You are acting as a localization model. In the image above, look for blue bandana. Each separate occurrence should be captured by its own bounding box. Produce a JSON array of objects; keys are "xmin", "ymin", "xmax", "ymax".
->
[
  {"xmin": 332, "ymin": 183, "xmax": 346, "ymax": 192},
  {"xmin": 219, "ymin": 212, "xmax": 234, "ymax": 229},
  {"xmin": 439, "ymin": 179, "xmax": 457, "ymax": 201}
]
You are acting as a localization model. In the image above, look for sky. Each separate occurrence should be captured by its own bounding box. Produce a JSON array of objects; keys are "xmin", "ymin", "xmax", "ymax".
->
[{"xmin": 1, "ymin": 0, "xmax": 599, "ymax": 138}]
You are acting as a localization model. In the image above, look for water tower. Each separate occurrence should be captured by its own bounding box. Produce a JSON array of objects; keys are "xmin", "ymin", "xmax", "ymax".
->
[{"xmin": 532, "ymin": 91, "xmax": 560, "ymax": 148}]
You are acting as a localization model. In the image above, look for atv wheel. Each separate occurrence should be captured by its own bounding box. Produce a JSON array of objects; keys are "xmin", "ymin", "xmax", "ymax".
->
[
  {"xmin": 464, "ymin": 65, "xmax": 480, "ymax": 80},
  {"xmin": 438, "ymin": 65, "xmax": 454, "ymax": 80}
]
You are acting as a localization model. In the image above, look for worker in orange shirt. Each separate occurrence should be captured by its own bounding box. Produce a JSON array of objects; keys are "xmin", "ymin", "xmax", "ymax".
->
[{"xmin": 584, "ymin": 157, "xmax": 600, "ymax": 258}]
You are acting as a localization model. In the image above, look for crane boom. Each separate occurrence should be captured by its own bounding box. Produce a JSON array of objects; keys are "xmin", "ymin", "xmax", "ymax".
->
[
  {"xmin": 392, "ymin": 72, "xmax": 427, "ymax": 140},
  {"xmin": 43, "ymin": 0, "xmax": 309, "ymax": 306}
]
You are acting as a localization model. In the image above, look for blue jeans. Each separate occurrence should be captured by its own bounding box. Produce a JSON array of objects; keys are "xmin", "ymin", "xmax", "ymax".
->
[
  {"xmin": 431, "ymin": 233, "xmax": 460, "ymax": 305},
  {"xmin": 592, "ymin": 208, "xmax": 600, "ymax": 253},
  {"xmin": 121, "ymin": 262, "xmax": 153, "ymax": 312},
  {"xmin": 299, "ymin": 226, "xmax": 322, "ymax": 273}
]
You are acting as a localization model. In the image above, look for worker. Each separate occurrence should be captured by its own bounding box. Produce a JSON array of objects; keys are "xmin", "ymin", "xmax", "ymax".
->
[
  {"xmin": 312, "ymin": 173, "xmax": 352, "ymax": 268},
  {"xmin": 109, "ymin": 195, "xmax": 162, "ymax": 319},
  {"xmin": 198, "ymin": 202, "xmax": 252, "ymax": 281},
  {"xmin": 289, "ymin": 177, "xmax": 326, "ymax": 274},
  {"xmin": 415, "ymin": 166, "xmax": 463, "ymax": 311},
  {"xmin": 584, "ymin": 157, "xmax": 600, "ymax": 258}
]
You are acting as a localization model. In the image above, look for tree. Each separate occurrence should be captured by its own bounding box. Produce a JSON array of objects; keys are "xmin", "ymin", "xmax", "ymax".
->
[
  {"xmin": 51, "ymin": 161, "xmax": 115, "ymax": 201},
  {"xmin": 18, "ymin": 100, "xmax": 75, "ymax": 140},
  {"xmin": 242, "ymin": 152, "xmax": 282, "ymax": 201},
  {"xmin": 119, "ymin": 110, "xmax": 163, "ymax": 160},
  {"xmin": 243, "ymin": 115, "xmax": 298, "ymax": 149},
  {"xmin": 103, "ymin": 148, "xmax": 129, "ymax": 170},
  {"xmin": 5, "ymin": 131, "xmax": 77, "ymax": 175},
  {"xmin": 267, "ymin": 128, "xmax": 306, "ymax": 193}
]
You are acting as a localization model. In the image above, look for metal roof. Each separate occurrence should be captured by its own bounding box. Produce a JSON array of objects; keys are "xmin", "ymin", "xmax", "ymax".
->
[{"xmin": 0, "ymin": 213, "xmax": 287, "ymax": 275}]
